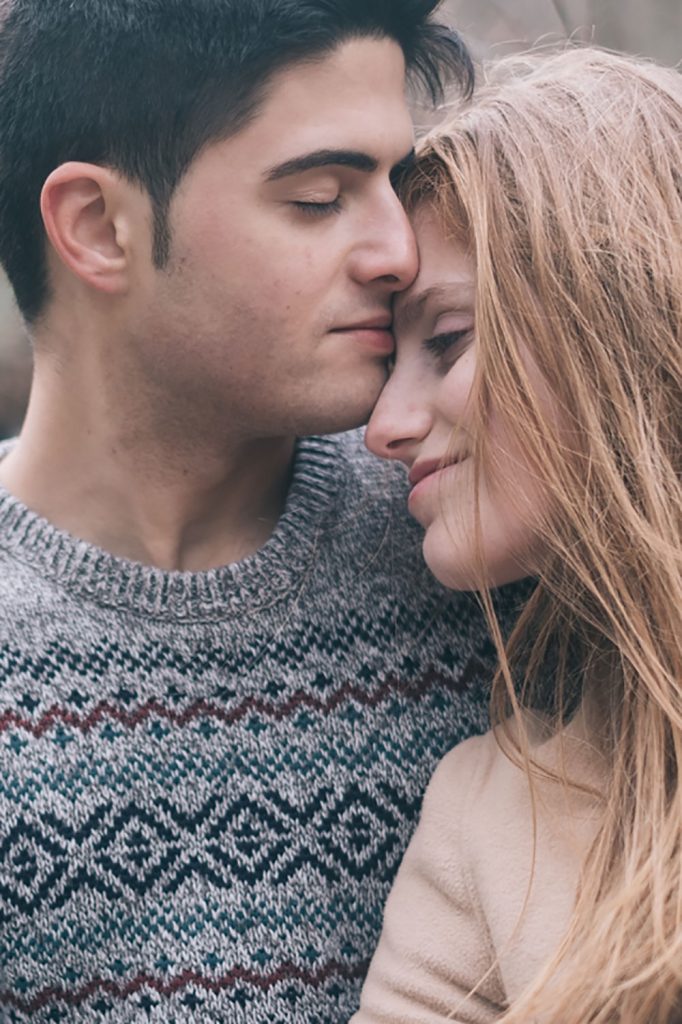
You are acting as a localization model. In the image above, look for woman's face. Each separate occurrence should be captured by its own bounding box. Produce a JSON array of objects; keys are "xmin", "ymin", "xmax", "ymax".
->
[{"xmin": 366, "ymin": 205, "xmax": 544, "ymax": 590}]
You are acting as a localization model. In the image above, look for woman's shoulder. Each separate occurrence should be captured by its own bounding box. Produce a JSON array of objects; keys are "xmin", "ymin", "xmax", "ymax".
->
[
  {"xmin": 423, "ymin": 725, "xmax": 530, "ymax": 828},
  {"xmin": 353, "ymin": 719, "xmax": 603, "ymax": 1023},
  {"xmin": 429, "ymin": 710, "xmax": 604, "ymax": 810},
  {"xmin": 420, "ymin": 718, "xmax": 604, "ymax": 1006},
  {"xmin": 422, "ymin": 713, "xmax": 604, "ymax": 881}
]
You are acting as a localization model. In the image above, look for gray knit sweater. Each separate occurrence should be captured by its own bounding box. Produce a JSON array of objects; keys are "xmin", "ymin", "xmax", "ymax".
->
[{"xmin": 0, "ymin": 432, "xmax": 495, "ymax": 1023}]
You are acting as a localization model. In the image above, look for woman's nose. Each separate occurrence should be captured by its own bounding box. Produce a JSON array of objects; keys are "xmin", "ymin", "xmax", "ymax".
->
[{"xmin": 365, "ymin": 383, "xmax": 432, "ymax": 464}]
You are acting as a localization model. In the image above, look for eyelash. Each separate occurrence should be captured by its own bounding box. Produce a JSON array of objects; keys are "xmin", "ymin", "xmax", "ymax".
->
[
  {"xmin": 292, "ymin": 198, "xmax": 343, "ymax": 217},
  {"xmin": 423, "ymin": 329, "xmax": 472, "ymax": 358}
]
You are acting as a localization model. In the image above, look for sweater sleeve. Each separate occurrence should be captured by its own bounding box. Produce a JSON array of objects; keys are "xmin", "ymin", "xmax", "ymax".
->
[{"xmin": 350, "ymin": 734, "xmax": 506, "ymax": 1024}]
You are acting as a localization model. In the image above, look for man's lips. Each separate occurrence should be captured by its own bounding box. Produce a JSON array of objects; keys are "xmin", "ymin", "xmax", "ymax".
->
[
  {"xmin": 331, "ymin": 316, "xmax": 393, "ymax": 332},
  {"xmin": 329, "ymin": 318, "xmax": 394, "ymax": 354}
]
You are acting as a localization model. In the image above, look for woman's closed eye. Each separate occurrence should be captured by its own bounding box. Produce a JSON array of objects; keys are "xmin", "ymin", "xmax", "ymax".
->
[{"xmin": 423, "ymin": 328, "xmax": 473, "ymax": 365}]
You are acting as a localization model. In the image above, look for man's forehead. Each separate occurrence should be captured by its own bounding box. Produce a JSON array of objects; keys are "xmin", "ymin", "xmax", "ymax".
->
[
  {"xmin": 216, "ymin": 37, "xmax": 414, "ymax": 178},
  {"xmin": 249, "ymin": 38, "xmax": 412, "ymax": 132}
]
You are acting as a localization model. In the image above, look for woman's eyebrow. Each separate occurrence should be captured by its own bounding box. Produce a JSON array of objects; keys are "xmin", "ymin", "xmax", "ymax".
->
[{"xmin": 395, "ymin": 284, "xmax": 473, "ymax": 333}]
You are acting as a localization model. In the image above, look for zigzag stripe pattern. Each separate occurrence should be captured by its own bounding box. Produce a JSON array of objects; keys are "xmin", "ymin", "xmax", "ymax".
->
[
  {"xmin": 0, "ymin": 662, "xmax": 482, "ymax": 738},
  {"xmin": 0, "ymin": 960, "xmax": 370, "ymax": 1015},
  {"xmin": 0, "ymin": 432, "xmax": 501, "ymax": 1021}
]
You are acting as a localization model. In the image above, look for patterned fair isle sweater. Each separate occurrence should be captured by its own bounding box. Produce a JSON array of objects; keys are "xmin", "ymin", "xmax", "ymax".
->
[{"xmin": 0, "ymin": 432, "xmax": 498, "ymax": 1024}]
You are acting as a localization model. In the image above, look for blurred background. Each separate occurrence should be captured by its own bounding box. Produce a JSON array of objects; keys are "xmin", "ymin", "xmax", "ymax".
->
[
  {"xmin": 0, "ymin": 0, "xmax": 680, "ymax": 439},
  {"xmin": 443, "ymin": 0, "xmax": 681, "ymax": 65}
]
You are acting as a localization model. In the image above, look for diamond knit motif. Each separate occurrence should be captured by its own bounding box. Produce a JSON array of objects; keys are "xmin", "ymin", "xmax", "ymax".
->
[{"xmin": 0, "ymin": 433, "xmax": 497, "ymax": 1023}]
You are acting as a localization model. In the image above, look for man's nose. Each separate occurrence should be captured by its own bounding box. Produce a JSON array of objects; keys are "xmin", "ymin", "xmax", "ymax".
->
[
  {"xmin": 365, "ymin": 381, "xmax": 432, "ymax": 464},
  {"xmin": 351, "ymin": 193, "xmax": 418, "ymax": 293}
]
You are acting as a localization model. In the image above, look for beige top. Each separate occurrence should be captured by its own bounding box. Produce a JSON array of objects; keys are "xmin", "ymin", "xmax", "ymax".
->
[{"xmin": 352, "ymin": 716, "xmax": 604, "ymax": 1023}]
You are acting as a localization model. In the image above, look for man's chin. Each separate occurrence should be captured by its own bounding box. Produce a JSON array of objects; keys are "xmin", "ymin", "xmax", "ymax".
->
[
  {"xmin": 311, "ymin": 413, "xmax": 374, "ymax": 436},
  {"xmin": 298, "ymin": 378, "xmax": 387, "ymax": 435},
  {"xmin": 298, "ymin": 401, "xmax": 378, "ymax": 437}
]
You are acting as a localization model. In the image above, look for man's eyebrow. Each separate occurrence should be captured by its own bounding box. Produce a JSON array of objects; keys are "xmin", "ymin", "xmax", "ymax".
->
[
  {"xmin": 396, "ymin": 284, "xmax": 473, "ymax": 333},
  {"xmin": 264, "ymin": 149, "xmax": 378, "ymax": 182}
]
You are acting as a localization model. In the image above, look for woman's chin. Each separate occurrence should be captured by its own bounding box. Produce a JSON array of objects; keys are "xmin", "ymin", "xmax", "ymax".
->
[
  {"xmin": 422, "ymin": 526, "xmax": 532, "ymax": 593},
  {"xmin": 422, "ymin": 534, "xmax": 480, "ymax": 592}
]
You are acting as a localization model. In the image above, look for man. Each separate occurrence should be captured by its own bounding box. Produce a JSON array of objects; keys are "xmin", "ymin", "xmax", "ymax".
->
[{"xmin": 0, "ymin": 2, "xmax": 494, "ymax": 1020}]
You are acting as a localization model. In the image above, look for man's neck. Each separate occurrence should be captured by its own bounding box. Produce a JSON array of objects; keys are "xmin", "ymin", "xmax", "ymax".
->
[{"xmin": 0, "ymin": 373, "xmax": 296, "ymax": 572}]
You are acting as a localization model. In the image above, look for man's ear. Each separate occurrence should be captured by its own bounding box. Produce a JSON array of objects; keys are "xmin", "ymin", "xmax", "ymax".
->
[{"xmin": 40, "ymin": 162, "xmax": 141, "ymax": 296}]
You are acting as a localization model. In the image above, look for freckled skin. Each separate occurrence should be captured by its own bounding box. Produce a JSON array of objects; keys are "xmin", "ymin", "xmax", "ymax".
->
[{"xmin": 367, "ymin": 207, "xmax": 548, "ymax": 590}]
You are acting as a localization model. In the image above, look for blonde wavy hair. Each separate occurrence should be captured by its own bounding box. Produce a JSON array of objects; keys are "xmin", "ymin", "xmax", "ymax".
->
[{"xmin": 401, "ymin": 47, "xmax": 682, "ymax": 1022}]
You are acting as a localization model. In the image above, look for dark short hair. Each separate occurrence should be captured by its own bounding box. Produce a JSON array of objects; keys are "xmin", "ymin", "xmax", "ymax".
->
[{"xmin": 0, "ymin": 0, "xmax": 473, "ymax": 323}]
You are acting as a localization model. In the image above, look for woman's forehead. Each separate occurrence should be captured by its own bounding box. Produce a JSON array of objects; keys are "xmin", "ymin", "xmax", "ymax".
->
[{"xmin": 394, "ymin": 209, "xmax": 475, "ymax": 330}]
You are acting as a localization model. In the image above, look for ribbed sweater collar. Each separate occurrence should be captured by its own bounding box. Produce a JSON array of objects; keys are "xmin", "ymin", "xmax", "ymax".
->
[{"xmin": 0, "ymin": 435, "xmax": 344, "ymax": 622}]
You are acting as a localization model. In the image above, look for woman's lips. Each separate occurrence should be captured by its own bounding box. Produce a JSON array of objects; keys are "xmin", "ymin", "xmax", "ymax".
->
[
  {"xmin": 408, "ymin": 457, "xmax": 462, "ymax": 488},
  {"xmin": 408, "ymin": 458, "xmax": 445, "ymax": 488},
  {"xmin": 407, "ymin": 458, "xmax": 467, "ymax": 510}
]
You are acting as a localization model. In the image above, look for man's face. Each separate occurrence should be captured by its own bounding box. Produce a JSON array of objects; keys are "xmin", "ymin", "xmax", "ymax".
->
[{"xmin": 132, "ymin": 37, "xmax": 418, "ymax": 439}]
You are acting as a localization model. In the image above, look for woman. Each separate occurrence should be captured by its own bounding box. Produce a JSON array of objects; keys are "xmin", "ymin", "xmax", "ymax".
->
[{"xmin": 352, "ymin": 47, "xmax": 682, "ymax": 1023}]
